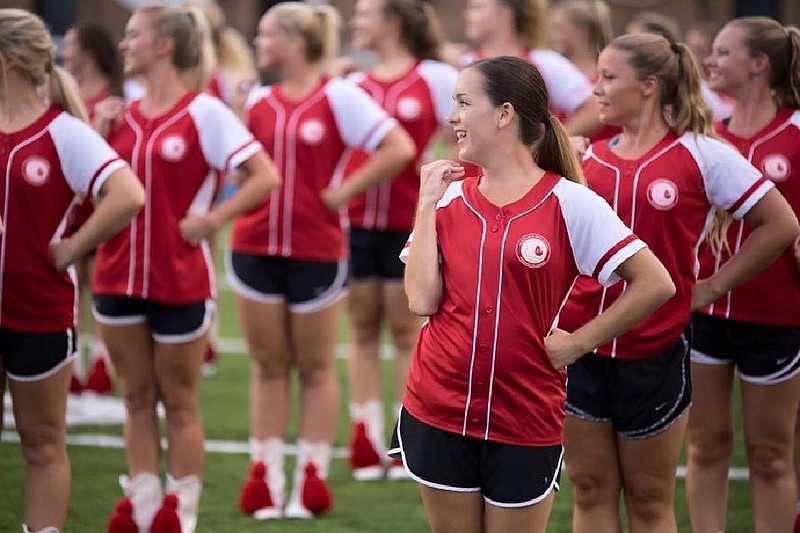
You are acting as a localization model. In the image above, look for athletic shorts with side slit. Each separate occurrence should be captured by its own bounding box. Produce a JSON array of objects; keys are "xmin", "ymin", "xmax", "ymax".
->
[
  {"xmin": 92, "ymin": 295, "xmax": 215, "ymax": 344},
  {"xmin": 388, "ymin": 407, "xmax": 563, "ymax": 508},
  {"xmin": 691, "ymin": 312, "xmax": 800, "ymax": 385},
  {"xmin": 0, "ymin": 326, "xmax": 77, "ymax": 381},
  {"xmin": 225, "ymin": 250, "xmax": 348, "ymax": 313},
  {"xmin": 566, "ymin": 332, "xmax": 692, "ymax": 439}
]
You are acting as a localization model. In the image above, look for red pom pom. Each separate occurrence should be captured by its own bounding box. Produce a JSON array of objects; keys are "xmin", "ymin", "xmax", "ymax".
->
[
  {"xmin": 301, "ymin": 462, "xmax": 333, "ymax": 515},
  {"xmin": 85, "ymin": 358, "xmax": 114, "ymax": 394},
  {"xmin": 349, "ymin": 422, "xmax": 381, "ymax": 469},
  {"xmin": 107, "ymin": 497, "xmax": 139, "ymax": 533},
  {"xmin": 150, "ymin": 494, "xmax": 181, "ymax": 533},
  {"xmin": 69, "ymin": 373, "xmax": 84, "ymax": 394},
  {"xmin": 238, "ymin": 461, "xmax": 274, "ymax": 514}
]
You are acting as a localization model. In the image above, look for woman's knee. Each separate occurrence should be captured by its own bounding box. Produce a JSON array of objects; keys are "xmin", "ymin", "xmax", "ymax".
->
[
  {"xmin": 747, "ymin": 439, "xmax": 792, "ymax": 482},
  {"xmin": 688, "ymin": 426, "xmax": 734, "ymax": 465},
  {"xmin": 624, "ymin": 480, "xmax": 673, "ymax": 522},
  {"xmin": 251, "ymin": 349, "xmax": 291, "ymax": 381},
  {"xmin": 20, "ymin": 425, "xmax": 66, "ymax": 468},
  {"xmin": 297, "ymin": 360, "xmax": 335, "ymax": 388},
  {"xmin": 569, "ymin": 470, "xmax": 618, "ymax": 507},
  {"xmin": 121, "ymin": 380, "xmax": 159, "ymax": 415}
]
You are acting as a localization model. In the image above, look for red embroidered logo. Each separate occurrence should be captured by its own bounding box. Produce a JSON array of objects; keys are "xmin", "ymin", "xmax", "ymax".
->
[
  {"xmin": 761, "ymin": 154, "xmax": 790, "ymax": 183},
  {"xmin": 647, "ymin": 179, "xmax": 679, "ymax": 210},
  {"xmin": 299, "ymin": 119, "xmax": 325, "ymax": 145},
  {"xmin": 22, "ymin": 156, "xmax": 51, "ymax": 186},
  {"xmin": 160, "ymin": 135, "xmax": 187, "ymax": 162},
  {"xmin": 397, "ymin": 96, "xmax": 422, "ymax": 121},
  {"xmin": 517, "ymin": 234, "xmax": 551, "ymax": 268}
]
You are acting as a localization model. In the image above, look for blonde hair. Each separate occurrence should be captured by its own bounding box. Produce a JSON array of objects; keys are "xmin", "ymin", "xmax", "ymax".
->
[
  {"xmin": 728, "ymin": 16, "xmax": 800, "ymax": 109},
  {"xmin": 555, "ymin": 0, "xmax": 613, "ymax": 56},
  {"xmin": 0, "ymin": 8, "xmax": 87, "ymax": 121},
  {"xmin": 268, "ymin": 2, "xmax": 341, "ymax": 70},
  {"xmin": 188, "ymin": 1, "xmax": 255, "ymax": 79},
  {"xmin": 500, "ymin": 0, "xmax": 548, "ymax": 50},
  {"xmin": 609, "ymin": 33, "xmax": 714, "ymax": 137},
  {"xmin": 138, "ymin": 3, "xmax": 216, "ymax": 91}
]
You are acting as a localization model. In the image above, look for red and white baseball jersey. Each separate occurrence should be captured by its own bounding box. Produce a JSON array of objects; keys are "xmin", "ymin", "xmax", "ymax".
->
[
  {"xmin": 0, "ymin": 107, "xmax": 126, "ymax": 331},
  {"xmin": 345, "ymin": 60, "xmax": 457, "ymax": 232},
  {"xmin": 232, "ymin": 77, "xmax": 396, "ymax": 260},
  {"xmin": 93, "ymin": 92, "xmax": 261, "ymax": 303},
  {"xmin": 559, "ymin": 131, "xmax": 772, "ymax": 359},
  {"xmin": 696, "ymin": 109, "xmax": 800, "ymax": 326},
  {"xmin": 400, "ymin": 172, "xmax": 645, "ymax": 446},
  {"xmin": 460, "ymin": 49, "xmax": 593, "ymax": 119}
]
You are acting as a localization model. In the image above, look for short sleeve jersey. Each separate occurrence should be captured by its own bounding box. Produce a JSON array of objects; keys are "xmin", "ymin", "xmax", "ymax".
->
[
  {"xmin": 93, "ymin": 92, "xmax": 261, "ymax": 304},
  {"xmin": 696, "ymin": 109, "xmax": 800, "ymax": 326},
  {"xmin": 558, "ymin": 132, "xmax": 772, "ymax": 359},
  {"xmin": 232, "ymin": 78, "xmax": 396, "ymax": 260},
  {"xmin": 0, "ymin": 107, "xmax": 125, "ymax": 331},
  {"xmin": 401, "ymin": 173, "xmax": 645, "ymax": 446},
  {"xmin": 345, "ymin": 60, "xmax": 457, "ymax": 232},
  {"xmin": 460, "ymin": 49, "xmax": 592, "ymax": 118}
]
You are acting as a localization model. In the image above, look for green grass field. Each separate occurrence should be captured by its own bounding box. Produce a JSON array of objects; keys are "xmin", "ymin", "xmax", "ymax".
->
[{"xmin": 0, "ymin": 278, "xmax": 755, "ymax": 532}]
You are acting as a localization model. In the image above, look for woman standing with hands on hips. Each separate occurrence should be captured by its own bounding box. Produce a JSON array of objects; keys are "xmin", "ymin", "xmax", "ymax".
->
[
  {"xmin": 391, "ymin": 55, "xmax": 675, "ymax": 533},
  {"xmin": 229, "ymin": 1, "xmax": 414, "ymax": 521},
  {"xmin": 91, "ymin": 4, "xmax": 278, "ymax": 533},
  {"xmin": 0, "ymin": 9, "xmax": 144, "ymax": 533},
  {"xmin": 557, "ymin": 32, "xmax": 799, "ymax": 533}
]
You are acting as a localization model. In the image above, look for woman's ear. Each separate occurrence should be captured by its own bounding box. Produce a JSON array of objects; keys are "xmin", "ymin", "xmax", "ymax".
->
[{"xmin": 497, "ymin": 102, "xmax": 515, "ymax": 129}]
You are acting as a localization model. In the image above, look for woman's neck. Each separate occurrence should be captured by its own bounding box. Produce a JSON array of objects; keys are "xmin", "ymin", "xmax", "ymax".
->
[
  {"xmin": 617, "ymin": 108, "xmax": 671, "ymax": 159},
  {"xmin": 728, "ymin": 83, "xmax": 778, "ymax": 138},
  {"xmin": 373, "ymin": 41, "xmax": 416, "ymax": 81},
  {"xmin": 280, "ymin": 61, "xmax": 324, "ymax": 101},
  {"xmin": 0, "ymin": 77, "xmax": 47, "ymax": 133},
  {"xmin": 139, "ymin": 64, "xmax": 190, "ymax": 118},
  {"xmin": 479, "ymin": 142, "xmax": 545, "ymax": 206},
  {"xmin": 74, "ymin": 65, "xmax": 110, "ymax": 101},
  {"xmin": 480, "ymin": 32, "xmax": 525, "ymax": 58}
]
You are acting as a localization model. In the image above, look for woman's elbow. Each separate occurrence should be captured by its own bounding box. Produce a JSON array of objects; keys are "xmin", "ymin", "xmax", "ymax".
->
[
  {"xmin": 406, "ymin": 291, "xmax": 439, "ymax": 316},
  {"xmin": 389, "ymin": 127, "xmax": 416, "ymax": 168}
]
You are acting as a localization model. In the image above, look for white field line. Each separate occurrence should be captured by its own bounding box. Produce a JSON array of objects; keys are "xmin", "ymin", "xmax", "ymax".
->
[{"xmin": 0, "ymin": 431, "xmax": 749, "ymax": 481}]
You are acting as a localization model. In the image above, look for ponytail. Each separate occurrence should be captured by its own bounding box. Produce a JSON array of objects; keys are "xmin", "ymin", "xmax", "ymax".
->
[
  {"xmin": 270, "ymin": 2, "xmax": 341, "ymax": 70},
  {"xmin": 384, "ymin": 0, "xmax": 444, "ymax": 61},
  {"xmin": 670, "ymin": 41, "xmax": 714, "ymax": 136},
  {"xmin": 182, "ymin": 5, "xmax": 215, "ymax": 92},
  {"xmin": 216, "ymin": 26, "xmax": 256, "ymax": 79},
  {"xmin": 49, "ymin": 65, "xmax": 88, "ymax": 122},
  {"xmin": 773, "ymin": 25, "xmax": 800, "ymax": 108},
  {"xmin": 536, "ymin": 113, "xmax": 585, "ymax": 184}
]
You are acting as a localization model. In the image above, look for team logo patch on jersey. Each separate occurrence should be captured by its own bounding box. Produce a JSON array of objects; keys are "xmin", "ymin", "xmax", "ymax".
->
[
  {"xmin": 517, "ymin": 234, "xmax": 551, "ymax": 268},
  {"xmin": 397, "ymin": 97, "xmax": 422, "ymax": 121},
  {"xmin": 761, "ymin": 154, "xmax": 790, "ymax": 182},
  {"xmin": 22, "ymin": 156, "xmax": 51, "ymax": 186},
  {"xmin": 647, "ymin": 179, "xmax": 679, "ymax": 210},
  {"xmin": 160, "ymin": 135, "xmax": 187, "ymax": 162},
  {"xmin": 299, "ymin": 119, "xmax": 325, "ymax": 145}
]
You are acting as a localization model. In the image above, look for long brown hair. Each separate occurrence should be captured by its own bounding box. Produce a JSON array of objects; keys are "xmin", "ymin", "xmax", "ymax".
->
[
  {"xmin": 471, "ymin": 56, "xmax": 584, "ymax": 184},
  {"xmin": 499, "ymin": 0, "xmax": 548, "ymax": 50},
  {"xmin": 383, "ymin": 0, "xmax": 444, "ymax": 61}
]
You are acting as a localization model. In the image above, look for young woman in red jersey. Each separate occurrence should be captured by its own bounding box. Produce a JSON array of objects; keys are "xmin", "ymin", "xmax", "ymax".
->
[
  {"xmin": 0, "ymin": 10, "xmax": 144, "ymax": 533},
  {"xmin": 394, "ymin": 55, "xmax": 675, "ymax": 533},
  {"xmin": 229, "ymin": 1, "xmax": 414, "ymax": 521},
  {"xmin": 91, "ymin": 4, "xmax": 278, "ymax": 532},
  {"xmin": 557, "ymin": 33, "xmax": 799, "ymax": 533},
  {"xmin": 686, "ymin": 17, "xmax": 800, "ymax": 533},
  {"xmin": 343, "ymin": 0, "xmax": 458, "ymax": 482},
  {"xmin": 62, "ymin": 23, "xmax": 126, "ymax": 395},
  {"xmin": 459, "ymin": 0, "xmax": 601, "ymax": 137}
]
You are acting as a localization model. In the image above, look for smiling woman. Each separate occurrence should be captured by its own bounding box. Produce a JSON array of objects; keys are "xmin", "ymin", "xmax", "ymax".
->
[{"xmin": 396, "ymin": 55, "xmax": 674, "ymax": 533}]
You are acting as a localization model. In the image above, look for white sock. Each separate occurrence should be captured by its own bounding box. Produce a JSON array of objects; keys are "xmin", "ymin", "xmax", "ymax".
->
[
  {"xmin": 250, "ymin": 437, "xmax": 286, "ymax": 508},
  {"xmin": 166, "ymin": 474, "xmax": 202, "ymax": 533},
  {"xmin": 90, "ymin": 335, "xmax": 108, "ymax": 361},
  {"xmin": 288, "ymin": 439, "xmax": 331, "ymax": 509},
  {"xmin": 350, "ymin": 399, "xmax": 386, "ymax": 459},
  {"xmin": 120, "ymin": 472, "xmax": 161, "ymax": 533},
  {"xmin": 22, "ymin": 526, "xmax": 60, "ymax": 533}
]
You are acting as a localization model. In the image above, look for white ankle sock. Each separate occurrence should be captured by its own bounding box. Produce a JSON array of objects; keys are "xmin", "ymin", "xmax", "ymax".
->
[
  {"xmin": 120, "ymin": 472, "xmax": 161, "ymax": 533},
  {"xmin": 350, "ymin": 400, "xmax": 386, "ymax": 458},
  {"xmin": 166, "ymin": 474, "xmax": 202, "ymax": 533}
]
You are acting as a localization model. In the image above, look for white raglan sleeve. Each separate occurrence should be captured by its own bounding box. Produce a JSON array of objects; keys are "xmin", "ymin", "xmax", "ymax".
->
[{"xmin": 326, "ymin": 78, "xmax": 398, "ymax": 152}]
